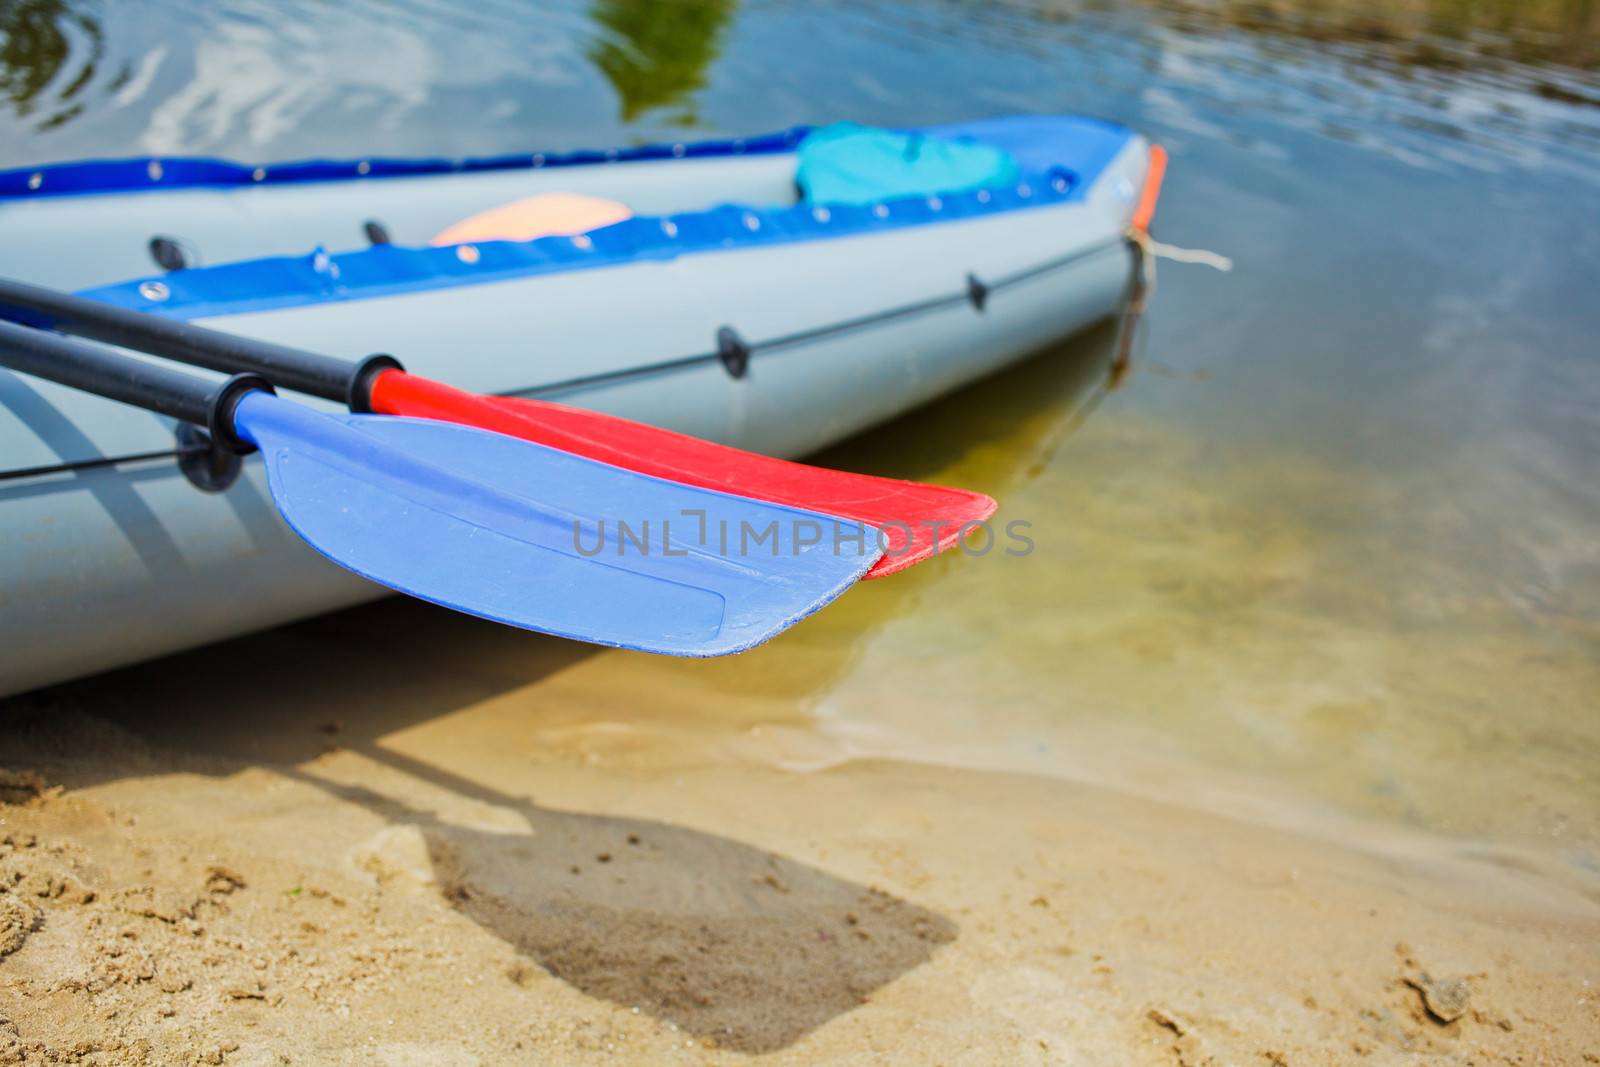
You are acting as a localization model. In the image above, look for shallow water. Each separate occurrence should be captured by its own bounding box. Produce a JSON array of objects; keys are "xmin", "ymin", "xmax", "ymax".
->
[{"xmin": 3, "ymin": 2, "xmax": 1598, "ymax": 858}]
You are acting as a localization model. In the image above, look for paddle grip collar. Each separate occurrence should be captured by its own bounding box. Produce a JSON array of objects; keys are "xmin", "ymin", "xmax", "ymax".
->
[
  {"xmin": 206, "ymin": 373, "xmax": 276, "ymax": 453},
  {"xmin": 348, "ymin": 353, "xmax": 404, "ymax": 413}
]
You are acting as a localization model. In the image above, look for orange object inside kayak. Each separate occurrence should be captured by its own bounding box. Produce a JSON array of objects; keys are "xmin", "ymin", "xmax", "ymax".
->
[{"xmin": 431, "ymin": 193, "xmax": 633, "ymax": 246}]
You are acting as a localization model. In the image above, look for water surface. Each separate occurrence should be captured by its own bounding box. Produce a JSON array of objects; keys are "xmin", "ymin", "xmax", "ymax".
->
[{"xmin": 3, "ymin": 0, "xmax": 1597, "ymax": 860}]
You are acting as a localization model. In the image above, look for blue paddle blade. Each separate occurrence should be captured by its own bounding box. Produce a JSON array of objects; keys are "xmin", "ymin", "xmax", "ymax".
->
[{"xmin": 230, "ymin": 391, "xmax": 881, "ymax": 656}]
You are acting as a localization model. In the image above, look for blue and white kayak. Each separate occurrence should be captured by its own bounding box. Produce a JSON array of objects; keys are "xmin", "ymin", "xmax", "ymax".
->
[{"xmin": 0, "ymin": 115, "xmax": 1157, "ymax": 696}]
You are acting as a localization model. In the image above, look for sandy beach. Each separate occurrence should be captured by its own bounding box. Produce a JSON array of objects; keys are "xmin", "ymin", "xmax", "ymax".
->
[{"xmin": 1, "ymin": 596, "xmax": 1597, "ymax": 1065}]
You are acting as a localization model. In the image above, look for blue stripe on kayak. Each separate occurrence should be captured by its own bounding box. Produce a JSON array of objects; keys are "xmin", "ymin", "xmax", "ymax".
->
[
  {"xmin": 0, "ymin": 127, "xmax": 813, "ymax": 201},
  {"xmin": 67, "ymin": 117, "xmax": 1134, "ymax": 322}
]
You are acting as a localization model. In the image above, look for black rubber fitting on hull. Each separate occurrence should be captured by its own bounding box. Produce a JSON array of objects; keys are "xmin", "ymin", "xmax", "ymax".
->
[{"xmin": 717, "ymin": 326, "xmax": 751, "ymax": 379}]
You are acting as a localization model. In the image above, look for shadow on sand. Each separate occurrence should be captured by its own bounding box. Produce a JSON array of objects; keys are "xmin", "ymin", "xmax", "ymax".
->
[{"xmin": 307, "ymin": 749, "xmax": 953, "ymax": 1053}]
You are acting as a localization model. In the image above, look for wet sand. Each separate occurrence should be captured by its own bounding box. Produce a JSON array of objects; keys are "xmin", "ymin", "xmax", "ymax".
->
[{"xmin": 1, "ymin": 598, "xmax": 1597, "ymax": 1065}]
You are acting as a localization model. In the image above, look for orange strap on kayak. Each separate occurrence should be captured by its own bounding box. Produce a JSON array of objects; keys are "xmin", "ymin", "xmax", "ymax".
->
[{"xmin": 1130, "ymin": 144, "xmax": 1167, "ymax": 234}]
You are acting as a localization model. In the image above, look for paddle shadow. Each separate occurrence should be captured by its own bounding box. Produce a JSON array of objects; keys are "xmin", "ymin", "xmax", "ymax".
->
[
  {"xmin": 0, "ymin": 370, "xmax": 286, "ymax": 596},
  {"xmin": 308, "ymin": 749, "xmax": 953, "ymax": 1054},
  {"xmin": 0, "ymin": 371, "xmax": 189, "ymax": 577}
]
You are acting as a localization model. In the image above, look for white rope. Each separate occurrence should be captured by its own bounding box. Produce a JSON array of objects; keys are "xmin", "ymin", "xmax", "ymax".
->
[
  {"xmin": 1121, "ymin": 228, "xmax": 1233, "ymax": 314},
  {"xmin": 1127, "ymin": 228, "xmax": 1234, "ymax": 272},
  {"xmin": 1143, "ymin": 239, "xmax": 1233, "ymax": 272}
]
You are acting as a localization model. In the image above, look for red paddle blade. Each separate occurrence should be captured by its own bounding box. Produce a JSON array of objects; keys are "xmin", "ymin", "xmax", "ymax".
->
[{"xmin": 369, "ymin": 370, "xmax": 996, "ymax": 578}]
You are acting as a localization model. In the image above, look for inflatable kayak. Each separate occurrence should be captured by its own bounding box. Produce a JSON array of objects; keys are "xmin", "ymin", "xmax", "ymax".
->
[{"xmin": 0, "ymin": 115, "xmax": 1159, "ymax": 697}]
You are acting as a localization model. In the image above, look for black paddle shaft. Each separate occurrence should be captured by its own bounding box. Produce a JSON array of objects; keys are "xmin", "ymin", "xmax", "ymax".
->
[
  {"xmin": 0, "ymin": 276, "xmax": 400, "ymax": 411},
  {"xmin": 0, "ymin": 318, "xmax": 271, "ymax": 452}
]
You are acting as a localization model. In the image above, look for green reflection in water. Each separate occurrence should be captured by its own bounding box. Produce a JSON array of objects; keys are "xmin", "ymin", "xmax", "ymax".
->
[
  {"xmin": 0, "ymin": 0, "xmax": 110, "ymax": 129},
  {"xmin": 587, "ymin": 0, "xmax": 739, "ymax": 125}
]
